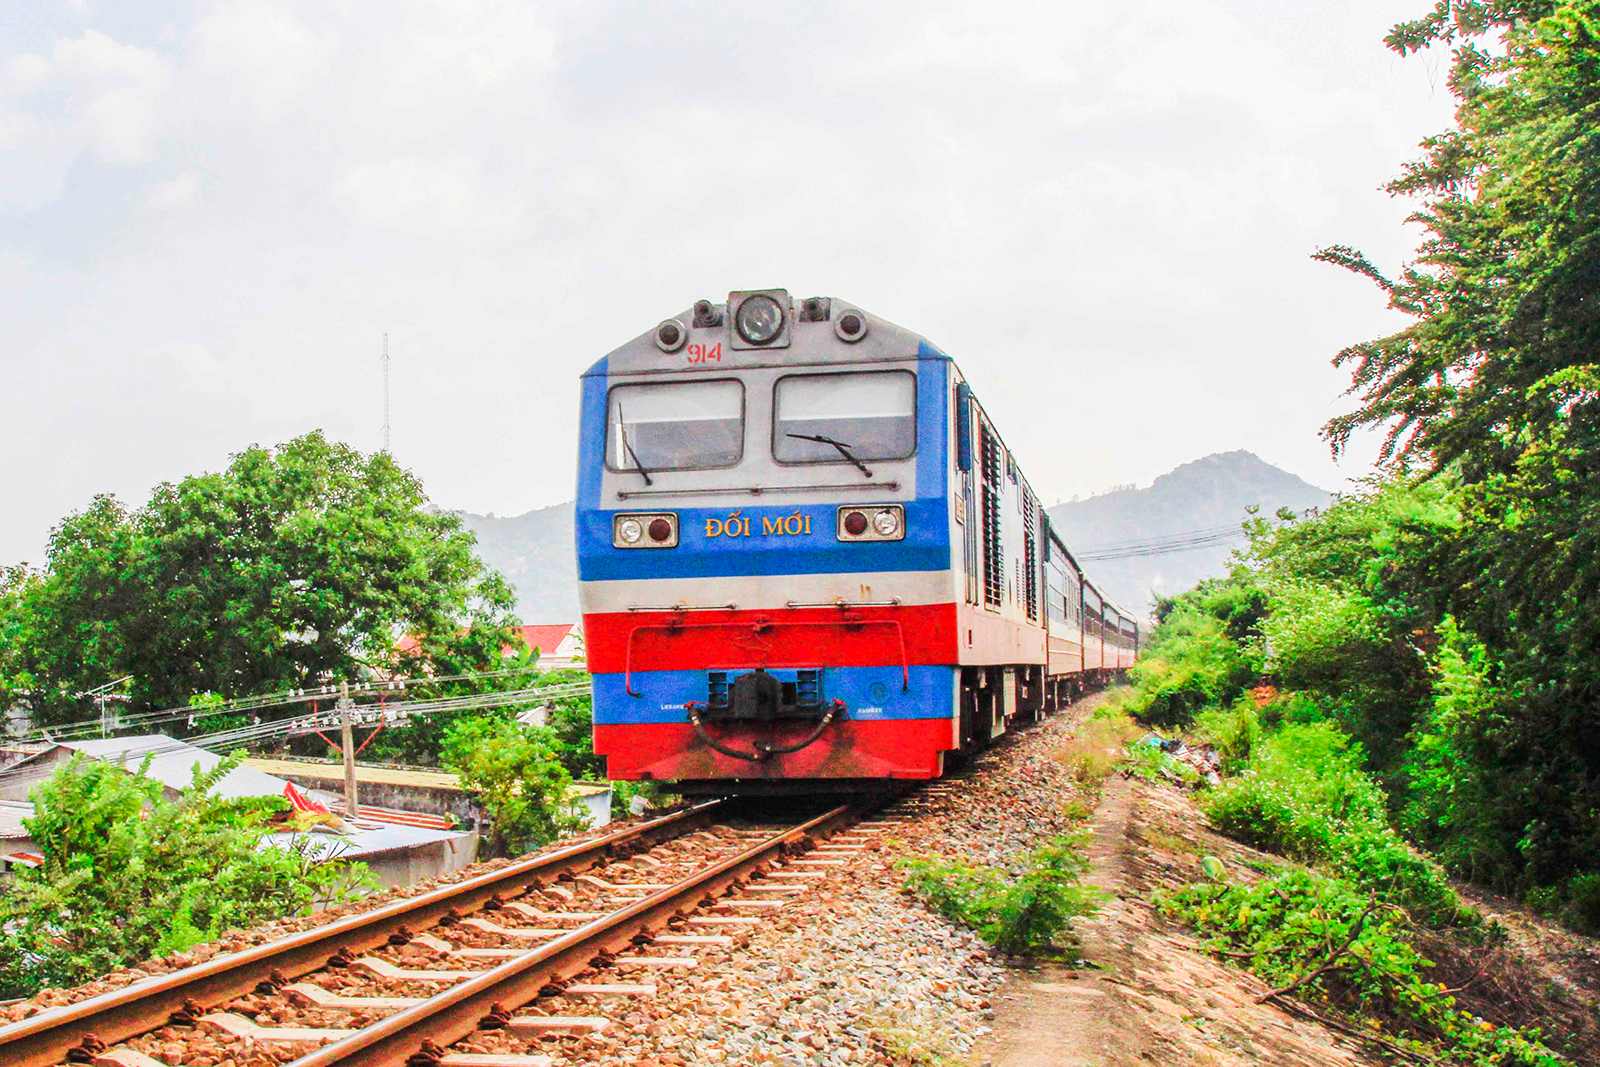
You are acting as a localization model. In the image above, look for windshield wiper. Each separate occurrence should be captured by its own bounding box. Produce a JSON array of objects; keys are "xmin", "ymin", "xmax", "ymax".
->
[
  {"xmin": 616, "ymin": 405, "xmax": 654, "ymax": 486},
  {"xmin": 787, "ymin": 432, "xmax": 873, "ymax": 478}
]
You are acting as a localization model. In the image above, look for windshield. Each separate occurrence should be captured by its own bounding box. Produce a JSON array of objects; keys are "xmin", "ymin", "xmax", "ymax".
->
[
  {"xmin": 607, "ymin": 379, "xmax": 743, "ymax": 472},
  {"xmin": 773, "ymin": 371, "xmax": 916, "ymax": 463}
]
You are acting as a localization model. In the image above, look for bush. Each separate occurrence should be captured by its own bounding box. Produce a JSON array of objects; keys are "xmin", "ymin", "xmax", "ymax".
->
[
  {"xmin": 899, "ymin": 833, "xmax": 1104, "ymax": 954},
  {"xmin": 1204, "ymin": 723, "xmax": 1471, "ymax": 926},
  {"xmin": 1194, "ymin": 697, "xmax": 1262, "ymax": 772},
  {"xmin": 1124, "ymin": 600, "xmax": 1258, "ymax": 728},
  {"xmin": 440, "ymin": 716, "xmax": 587, "ymax": 856},
  {"xmin": 0, "ymin": 753, "xmax": 368, "ymax": 998},
  {"xmin": 1159, "ymin": 870, "xmax": 1560, "ymax": 1065}
]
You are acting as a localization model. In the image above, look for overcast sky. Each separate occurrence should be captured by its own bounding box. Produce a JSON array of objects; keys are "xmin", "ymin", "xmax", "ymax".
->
[{"xmin": 0, "ymin": 1, "xmax": 1454, "ymax": 566}]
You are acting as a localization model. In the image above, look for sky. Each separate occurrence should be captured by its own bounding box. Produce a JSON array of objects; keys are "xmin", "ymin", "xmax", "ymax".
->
[{"xmin": 0, "ymin": 1, "xmax": 1457, "ymax": 566}]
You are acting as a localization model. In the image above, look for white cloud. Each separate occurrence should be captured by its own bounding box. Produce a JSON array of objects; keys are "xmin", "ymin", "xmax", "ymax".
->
[{"xmin": 0, "ymin": 1, "xmax": 1454, "ymax": 565}]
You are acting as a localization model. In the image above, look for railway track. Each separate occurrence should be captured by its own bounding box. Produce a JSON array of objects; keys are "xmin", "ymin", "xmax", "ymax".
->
[{"xmin": 0, "ymin": 796, "xmax": 880, "ymax": 1067}]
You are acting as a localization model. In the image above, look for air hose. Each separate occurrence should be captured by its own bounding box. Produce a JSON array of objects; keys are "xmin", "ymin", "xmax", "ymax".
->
[{"xmin": 685, "ymin": 699, "xmax": 844, "ymax": 762}]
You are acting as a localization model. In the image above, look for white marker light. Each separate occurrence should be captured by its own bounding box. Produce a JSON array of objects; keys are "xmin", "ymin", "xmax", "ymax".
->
[
  {"xmin": 617, "ymin": 517, "xmax": 644, "ymax": 544},
  {"xmin": 872, "ymin": 509, "xmax": 900, "ymax": 536}
]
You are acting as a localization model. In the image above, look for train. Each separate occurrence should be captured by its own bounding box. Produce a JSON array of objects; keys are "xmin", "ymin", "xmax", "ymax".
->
[{"xmin": 575, "ymin": 289, "xmax": 1138, "ymax": 792}]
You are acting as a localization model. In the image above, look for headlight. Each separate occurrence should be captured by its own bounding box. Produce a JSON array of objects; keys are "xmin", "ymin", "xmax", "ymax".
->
[
  {"xmin": 837, "ymin": 504, "xmax": 905, "ymax": 542},
  {"xmin": 735, "ymin": 293, "xmax": 784, "ymax": 345},
  {"xmin": 613, "ymin": 512, "xmax": 678, "ymax": 548}
]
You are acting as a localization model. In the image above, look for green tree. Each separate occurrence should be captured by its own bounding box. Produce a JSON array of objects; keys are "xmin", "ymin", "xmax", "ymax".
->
[
  {"xmin": 1320, "ymin": 0, "xmax": 1600, "ymax": 889},
  {"xmin": 0, "ymin": 752, "xmax": 369, "ymax": 998},
  {"xmin": 7, "ymin": 432, "xmax": 518, "ymax": 725},
  {"xmin": 440, "ymin": 716, "xmax": 586, "ymax": 857}
]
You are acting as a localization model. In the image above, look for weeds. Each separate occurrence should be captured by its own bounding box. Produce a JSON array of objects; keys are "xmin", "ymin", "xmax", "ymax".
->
[
  {"xmin": 1160, "ymin": 870, "xmax": 1563, "ymax": 1065},
  {"xmin": 1054, "ymin": 710, "xmax": 1139, "ymax": 787},
  {"xmin": 899, "ymin": 833, "xmax": 1104, "ymax": 955}
]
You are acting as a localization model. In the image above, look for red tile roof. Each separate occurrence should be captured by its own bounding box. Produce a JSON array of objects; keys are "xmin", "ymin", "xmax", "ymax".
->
[{"xmin": 514, "ymin": 624, "xmax": 577, "ymax": 655}]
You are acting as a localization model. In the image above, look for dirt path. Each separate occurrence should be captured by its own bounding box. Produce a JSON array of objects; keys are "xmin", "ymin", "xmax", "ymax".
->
[{"xmin": 975, "ymin": 771, "xmax": 1382, "ymax": 1066}]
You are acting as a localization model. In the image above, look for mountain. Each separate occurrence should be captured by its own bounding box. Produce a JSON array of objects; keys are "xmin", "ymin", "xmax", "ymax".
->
[
  {"xmin": 1047, "ymin": 451, "xmax": 1331, "ymax": 617},
  {"xmin": 453, "ymin": 501, "xmax": 578, "ymax": 625},
  {"xmin": 457, "ymin": 450, "xmax": 1330, "ymax": 624}
]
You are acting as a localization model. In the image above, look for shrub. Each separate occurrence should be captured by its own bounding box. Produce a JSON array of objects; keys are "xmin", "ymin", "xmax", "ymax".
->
[
  {"xmin": 1194, "ymin": 697, "xmax": 1262, "ymax": 771},
  {"xmin": 899, "ymin": 833, "xmax": 1103, "ymax": 954},
  {"xmin": 1159, "ymin": 870, "xmax": 1560, "ymax": 1065},
  {"xmin": 1124, "ymin": 602, "xmax": 1258, "ymax": 728},
  {"xmin": 440, "ymin": 716, "xmax": 588, "ymax": 856},
  {"xmin": 1204, "ymin": 723, "xmax": 1471, "ymax": 926},
  {"xmin": 0, "ymin": 752, "xmax": 369, "ymax": 998}
]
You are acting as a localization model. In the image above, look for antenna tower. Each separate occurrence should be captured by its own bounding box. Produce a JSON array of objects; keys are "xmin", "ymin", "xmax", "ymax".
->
[{"xmin": 381, "ymin": 332, "xmax": 391, "ymax": 453}]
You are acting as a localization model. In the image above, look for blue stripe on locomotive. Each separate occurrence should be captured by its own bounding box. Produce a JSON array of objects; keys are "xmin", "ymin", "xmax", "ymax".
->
[
  {"xmin": 590, "ymin": 665, "xmax": 956, "ymax": 724},
  {"xmin": 575, "ymin": 345, "xmax": 952, "ymax": 582}
]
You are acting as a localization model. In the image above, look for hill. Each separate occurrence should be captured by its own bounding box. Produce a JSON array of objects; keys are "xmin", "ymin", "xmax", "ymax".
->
[
  {"xmin": 1048, "ymin": 450, "xmax": 1331, "ymax": 617},
  {"xmin": 453, "ymin": 501, "xmax": 578, "ymax": 625},
  {"xmin": 457, "ymin": 451, "xmax": 1330, "ymax": 624}
]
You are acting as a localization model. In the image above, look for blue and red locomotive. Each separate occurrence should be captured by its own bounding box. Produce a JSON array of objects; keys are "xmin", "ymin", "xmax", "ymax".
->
[{"xmin": 575, "ymin": 290, "xmax": 1137, "ymax": 790}]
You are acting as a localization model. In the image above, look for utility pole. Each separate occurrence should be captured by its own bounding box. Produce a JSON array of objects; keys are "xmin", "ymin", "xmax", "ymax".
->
[
  {"xmin": 338, "ymin": 682, "xmax": 359, "ymax": 818},
  {"xmin": 381, "ymin": 331, "xmax": 391, "ymax": 454}
]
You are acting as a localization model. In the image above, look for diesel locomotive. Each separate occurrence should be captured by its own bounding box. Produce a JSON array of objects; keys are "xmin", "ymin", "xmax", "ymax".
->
[{"xmin": 575, "ymin": 290, "xmax": 1137, "ymax": 791}]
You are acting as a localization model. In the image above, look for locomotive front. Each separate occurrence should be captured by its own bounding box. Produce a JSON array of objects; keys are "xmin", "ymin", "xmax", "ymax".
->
[{"xmin": 575, "ymin": 290, "xmax": 961, "ymax": 789}]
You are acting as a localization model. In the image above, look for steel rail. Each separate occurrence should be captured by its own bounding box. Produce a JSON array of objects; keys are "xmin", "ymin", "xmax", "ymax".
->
[
  {"xmin": 0, "ymin": 800, "xmax": 726, "ymax": 1067},
  {"xmin": 288, "ymin": 802, "xmax": 855, "ymax": 1067}
]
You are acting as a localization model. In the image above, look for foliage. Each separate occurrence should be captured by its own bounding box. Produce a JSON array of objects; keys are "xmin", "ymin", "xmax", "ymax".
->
[
  {"xmin": 899, "ymin": 834, "xmax": 1103, "ymax": 955},
  {"xmin": 1203, "ymin": 722, "xmax": 1472, "ymax": 926},
  {"xmin": 0, "ymin": 752, "xmax": 369, "ymax": 998},
  {"xmin": 1160, "ymin": 870, "xmax": 1562, "ymax": 1065},
  {"xmin": 2, "ymin": 432, "xmax": 518, "ymax": 726},
  {"xmin": 1122, "ymin": 588, "xmax": 1259, "ymax": 728},
  {"xmin": 440, "ymin": 716, "xmax": 587, "ymax": 857},
  {"xmin": 1315, "ymin": 0, "xmax": 1600, "ymax": 897},
  {"xmin": 1193, "ymin": 697, "xmax": 1262, "ymax": 772}
]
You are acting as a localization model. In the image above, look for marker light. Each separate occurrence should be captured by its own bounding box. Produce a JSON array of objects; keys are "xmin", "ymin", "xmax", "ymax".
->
[
  {"xmin": 837, "ymin": 504, "xmax": 905, "ymax": 542},
  {"xmin": 735, "ymin": 293, "xmax": 784, "ymax": 345},
  {"xmin": 654, "ymin": 319, "xmax": 687, "ymax": 352},
  {"xmin": 835, "ymin": 309, "xmax": 867, "ymax": 342},
  {"xmin": 614, "ymin": 512, "xmax": 678, "ymax": 549}
]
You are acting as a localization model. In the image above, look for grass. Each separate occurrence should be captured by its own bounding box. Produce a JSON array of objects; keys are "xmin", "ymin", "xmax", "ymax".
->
[{"xmin": 1053, "ymin": 705, "xmax": 1141, "ymax": 787}]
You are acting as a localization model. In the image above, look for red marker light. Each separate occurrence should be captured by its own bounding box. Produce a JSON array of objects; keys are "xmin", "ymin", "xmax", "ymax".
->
[
  {"xmin": 843, "ymin": 510, "xmax": 869, "ymax": 536},
  {"xmin": 648, "ymin": 518, "xmax": 673, "ymax": 542}
]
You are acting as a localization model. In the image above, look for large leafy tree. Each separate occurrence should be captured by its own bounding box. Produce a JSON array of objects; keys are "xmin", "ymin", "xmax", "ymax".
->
[
  {"xmin": 1321, "ymin": 1, "xmax": 1600, "ymax": 886},
  {"xmin": 7, "ymin": 432, "xmax": 518, "ymax": 724}
]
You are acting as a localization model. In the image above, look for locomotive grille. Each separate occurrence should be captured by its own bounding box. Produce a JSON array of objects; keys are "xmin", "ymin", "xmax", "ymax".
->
[
  {"xmin": 981, "ymin": 422, "xmax": 1004, "ymax": 607},
  {"xmin": 1023, "ymin": 491, "xmax": 1038, "ymax": 621}
]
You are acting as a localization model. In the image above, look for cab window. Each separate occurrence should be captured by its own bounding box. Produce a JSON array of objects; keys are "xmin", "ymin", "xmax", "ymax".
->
[
  {"xmin": 773, "ymin": 370, "xmax": 916, "ymax": 463},
  {"xmin": 606, "ymin": 379, "xmax": 743, "ymax": 472}
]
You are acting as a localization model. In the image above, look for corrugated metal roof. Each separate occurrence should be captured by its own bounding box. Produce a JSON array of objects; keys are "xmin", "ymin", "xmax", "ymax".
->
[
  {"xmin": 260, "ymin": 822, "xmax": 472, "ymax": 860},
  {"xmin": 0, "ymin": 800, "xmax": 33, "ymax": 840},
  {"xmin": 57, "ymin": 736, "xmax": 291, "ymax": 801}
]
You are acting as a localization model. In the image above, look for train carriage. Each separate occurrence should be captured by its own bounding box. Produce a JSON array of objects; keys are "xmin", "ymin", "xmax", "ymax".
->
[{"xmin": 575, "ymin": 290, "xmax": 1136, "ymax": 790}]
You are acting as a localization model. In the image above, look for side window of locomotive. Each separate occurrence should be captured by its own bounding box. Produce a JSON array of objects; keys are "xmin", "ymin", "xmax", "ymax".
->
[
  {"xmin": 606, "ymin": 379, "xmax": 744, "ymax": 472},
  {"xmin": 772, "ymin": 370, "xmax": 916, "ymax": 463}
]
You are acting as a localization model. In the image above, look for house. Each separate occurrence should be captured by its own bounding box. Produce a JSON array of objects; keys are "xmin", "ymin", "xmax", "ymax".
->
[
  {"xmin": 509, "ymin": 623, "xmax": 584, "ymax": 667},
  {"xmin": 0, "ymin": 735, "xmax": 479, "ymax": 887}
]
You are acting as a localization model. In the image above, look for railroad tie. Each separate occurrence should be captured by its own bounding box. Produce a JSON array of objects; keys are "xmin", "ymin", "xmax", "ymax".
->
[
  {"xmin": 788, "ymin": 857, "xmax": 848, "ymax": 867},
  {"xmin": 766, "ymin": 869, "xmax": 828, "ymax": 880},
  {"xmin": 575, "ymin": 874, "xmax": 671, "ymax": 893},
  {"xmin": 503, "ymin": 901, "xmax": 606, "ymax": 922},
  {"xmin": 285, "ymin": 981, "xmax": 426, "ymax": 1009},
  {"xmin": 200, "ymin": 1011, "xmax": 354, "ymax": 1044},
  {"xmin": 460, "ymin": 916, "xmax": 564, "ymax": 938},
  {"xmin": 91, "ymin": 1050, "xmax": 170, "ymax": 1067},
  {"xmin": 505, "ymin": 1014, "xmax": 610, "ymax": 1035},
  {"xmin": 611, "ymin": 955, "xmax": 699, "ymax": 968},
  {"xmin": 717, "ymin": 898, "xmax": 788, "ymax": 910},
  {"xmin": 434, "ymin": 1055, "xmax": 555, "ymax": 1066},
  {"xmin": 686, "ymin": 915, "xmax": 762, "ymax": 927},
  {"xmin": 653, "ymin": 933, "xmax": 734, "ymax": 947},
  {"xmin": 742, "ymin": 883, "xmax": 806, "ymax": 894},
  {"xmin": 563, "ymin": 982, "xmax": 656, "ymax": 997},
  {"xmin": 353, "ymin": 956, "xmax": 485, "ymax": 982}
]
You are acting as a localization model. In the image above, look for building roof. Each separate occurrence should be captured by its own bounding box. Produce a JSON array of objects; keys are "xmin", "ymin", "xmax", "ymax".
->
[
  {"xmin": 260, "ymin": 821, "xmax": 473, "ymax": 861},
  {"xmin": 513, "ymin": 623, "xmax": 577, "ymax": 656},
  {"xmin": 246, "ymin": 758, "xmax": 467, "ymax": 792},
  {"xmin": 0, "ymin": 799, "xmax": 33, "ymax": 841},
  {"xmin": 54, "ymin": 736, "xmax": 293, "ymax": 801}
]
